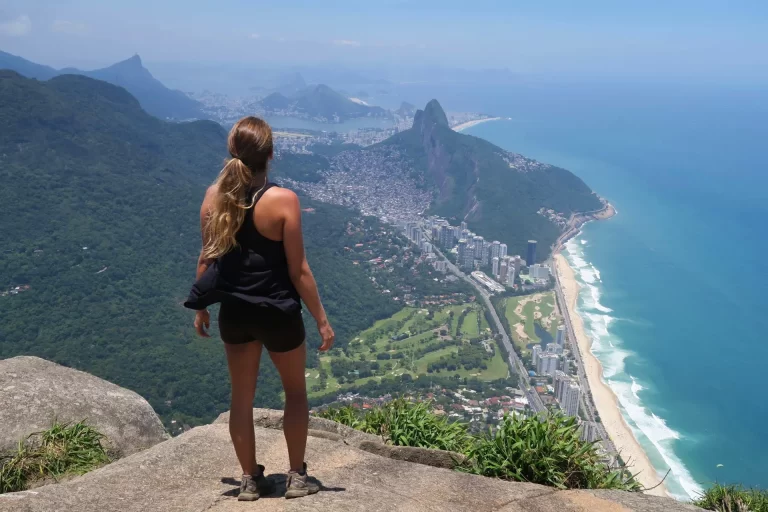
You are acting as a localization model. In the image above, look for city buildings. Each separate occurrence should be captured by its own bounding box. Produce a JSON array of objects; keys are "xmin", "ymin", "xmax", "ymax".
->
[
  {"xmin": 490, "ymin": 241, "xmax": 501, "ymax": 261},
  {"xmin": 556, "ymin": 325, "xmax": 566, "ymax": 346},
  {"xmin": 506, "ymin": 266, "xmax": 516, "ymax": 286},
  {"xmin": 527, "ymin": 240, "xmax": 537, "ymax": 266},
  {"xmin": 580, "ymin": 421, "xmax": 599, "ymax": 442},
  {"xmin": 546, "ymin": 342, "xmax": 563, "ymax": 355},
  {"xmin": 491, "ymin": 257, "xmax": 500, "ymax": 277},
  {"xmin": 530, "ymin": 263, "xmax": 551, "ymax": 280},
  {"xmin": 554, "ymin": 370, "xmax": 568, "ymax": 399},
  {"xmin": 439, "ymin": 225, "xmax": 454, "ymax": 248},
  {"xmin": 562, "ymin": 383, "xmax": 581, "ymax": 417},
  {"xmin": 536, "ymin": 353, "xmax": 559, "ymax": 378},
  {"xmin": 499, "ymin": 259, "xmax": 508, "ymax": 283},
  {"xmin": 433, "ymin": 260, "xmax": 447, "ymax": 272},
  {"xmin": 500, "ymin": 243, "xmax": 508, "ymax": 259},
  {"xmin": 473, "ymin": 236, "xmax": 484, "ymax": 259},
  {"xmin": 532, "ymin": 345, "xmax": 542, "ymax": 367},
  {"xmin": 471, "ymin": 271, "xmax": 505, "ymax": 294}
]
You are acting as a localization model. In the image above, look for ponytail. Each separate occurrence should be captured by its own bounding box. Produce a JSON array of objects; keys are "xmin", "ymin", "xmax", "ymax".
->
[{"xmin": 202, "ymin": 116, "xmax": 273, "ymax": 260}]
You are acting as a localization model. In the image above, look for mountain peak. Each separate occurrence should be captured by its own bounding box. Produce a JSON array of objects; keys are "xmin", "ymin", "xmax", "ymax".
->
[
  {"xmin": 412, "ymin": 99, "xmax": 449, "ymax": 131},
  {"xmin": 424, "ymin": 99, "xmax": 448, "ymax": 127},
  {"xmin": 114, "ymin": 54, "xmax": 144, "ymax": 70}
]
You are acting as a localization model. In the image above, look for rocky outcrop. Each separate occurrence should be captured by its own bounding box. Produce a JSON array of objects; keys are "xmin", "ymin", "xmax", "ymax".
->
[
  {"xmin": 216, "ymin": 408, "xmax": 466, "ymax": 470},
  {"xmin": 0, "ymin": 421, "xmax": 701, "ymax": 512},
  {"xmin": 0, "ymin": 356, "xmax": 168, "ymax": 457}
]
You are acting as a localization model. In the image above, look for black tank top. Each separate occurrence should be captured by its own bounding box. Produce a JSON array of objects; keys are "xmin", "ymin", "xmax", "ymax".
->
[{"xmin": 184, "ymin": 183, "xmax": 301, "ymax": 313}]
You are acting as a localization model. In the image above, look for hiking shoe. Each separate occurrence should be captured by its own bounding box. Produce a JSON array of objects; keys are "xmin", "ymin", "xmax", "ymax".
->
[
  {"xmin": 285, "ymin": 462, "xmax": 319, "ymax": 499},
  {"xmin": 237, "ymin": 465, "xmax": 275, "ymax": 501}
]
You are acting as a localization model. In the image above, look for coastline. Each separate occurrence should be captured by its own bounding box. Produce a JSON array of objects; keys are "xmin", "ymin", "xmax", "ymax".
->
[
  {"xmin": 554, "ymin": 251, "xmax": 669, "ymax": 497},
  {"xmin": 453, "ymin": 117, "xmax": 503, "ymax": 132}
]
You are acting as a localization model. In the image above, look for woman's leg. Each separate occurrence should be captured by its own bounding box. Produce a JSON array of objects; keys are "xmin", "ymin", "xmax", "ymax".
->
[
  {"xmin": 269, "ymin": 342, "xmax": 308, "ymax": 472},
  {"xmin": 224, "ymin": 341, "xmax": 263, "ymax": 476}
]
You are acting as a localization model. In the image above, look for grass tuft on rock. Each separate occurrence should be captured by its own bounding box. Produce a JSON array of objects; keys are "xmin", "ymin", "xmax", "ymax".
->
[
  {"xmin": 318, "ymin": 401, "xmax": 639, "ymax": 491},
  {"xmin": 0, "ymin": 421, "xmax": 110, "ymax": 494},
  {"xmin": 318, "ymin": 398, "xmax": 473, "ymax": 453},
  {"xmin": 694, "ymin": 484, "xmax": 768, "ymax": 512}
]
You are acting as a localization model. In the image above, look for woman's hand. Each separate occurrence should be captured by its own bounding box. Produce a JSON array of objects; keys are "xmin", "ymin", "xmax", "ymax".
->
[
  {"xmin": 194, "ymin": 309, "xmax": 211, "ymax": 337},
  {"xmin": 317, "ymin": 320, "xmax": 335, "ymax": 352}
]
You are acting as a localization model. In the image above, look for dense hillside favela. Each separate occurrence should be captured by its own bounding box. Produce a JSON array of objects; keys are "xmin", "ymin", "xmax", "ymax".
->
[{"xmin": 3, "ymin": 51, "xmax": 726, "ymax": 508}]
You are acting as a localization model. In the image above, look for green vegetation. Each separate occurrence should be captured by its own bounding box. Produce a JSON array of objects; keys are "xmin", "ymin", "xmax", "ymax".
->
[
  {"xmin": 0, "ymin": 421, "xmax": 109, "ymax": 494},
  {"xmin": 318, "ymin": 399, "xmax": 473, "ymax": 453},
  {"xmin": 694, "ymin": 484, "xmax": 768, "ymax": 512},
  {"xmin": 318, "ymin": 402, "xmax": 639, "ymax": 491},
  {"xmin": 306, "ymin": 304, "xmax": 508, "ymax": 398},
  {"xmin": 0, "ymin": 72, "xmax": 398, "ymax": 428},
  {"xmin": 380, "ymin": 100, "xmax": 602, "ymax": 260},
  {"xmin": 496, "ymin": 292, "xmax": 560, "ymax": 355},
  {"xmin": 464, "ymin": 413, "xmax": 639, "ymax": 490},
  {"xmin": 0, "ymin": 51, "xmax": 202, "ymax": 120}
]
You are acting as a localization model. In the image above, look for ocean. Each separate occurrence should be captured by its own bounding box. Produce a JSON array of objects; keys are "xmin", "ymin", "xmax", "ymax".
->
[{"xmin": 388, "ymin": 80, "xmax": 768, "ymax": 499}]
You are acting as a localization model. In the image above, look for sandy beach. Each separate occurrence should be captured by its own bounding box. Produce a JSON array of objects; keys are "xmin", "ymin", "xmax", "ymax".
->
[
  {"xmin": 554, "ymin": 253, "xmax": 669, "ymax": 497},
  {"xmin": 452, "ymin": 117, "xmax": 503, "ymax": 132}
]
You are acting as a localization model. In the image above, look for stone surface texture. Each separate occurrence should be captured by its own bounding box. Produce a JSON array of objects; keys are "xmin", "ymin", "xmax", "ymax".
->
[
  {"xmin": 1, "ymin": 421, "xmax": 701, "ymax": 512},
  {"xmin": 0, "ymin": 356, "xmax": 168, "ymax": 457}
]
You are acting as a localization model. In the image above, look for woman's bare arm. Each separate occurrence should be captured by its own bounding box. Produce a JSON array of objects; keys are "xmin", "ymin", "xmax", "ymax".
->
[
  {"xmin": 193, "ymin": 186, "xmax": 217, "ymax": 337},
  {"xmin": 281, "ymin": 190, "xmax": 334, "ymax": 350}
]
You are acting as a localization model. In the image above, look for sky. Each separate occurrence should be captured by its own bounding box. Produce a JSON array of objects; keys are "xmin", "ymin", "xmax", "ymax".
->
[{"xmin": 2, "ymin": 0, "xmax": 768, "ymax": 83}]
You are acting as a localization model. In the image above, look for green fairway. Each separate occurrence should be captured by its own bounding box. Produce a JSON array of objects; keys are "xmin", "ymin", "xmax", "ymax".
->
[
  {"xmin": 306, "ymin": 303, "xmax": 510, "ymax": 398},
  {"xmin": 502, "ymin": 291, "xmax": 561, "ymax": 356}
]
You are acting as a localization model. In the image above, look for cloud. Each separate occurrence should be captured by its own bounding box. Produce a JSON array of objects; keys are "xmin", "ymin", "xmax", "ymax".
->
[
  {"xmin": 333, "ymin": 39, "xmax": 361, "ymax": 47},
  {"xmin": 0, "ymin": 14, "xmax": 31, "ymax": 37},
  {"xmin": 248, "ymin": 33, "xmax": 260, "ymax": 39},
  {"xmin": 52, "ymin": 20, "xmax": 88, "ymax": 35}
]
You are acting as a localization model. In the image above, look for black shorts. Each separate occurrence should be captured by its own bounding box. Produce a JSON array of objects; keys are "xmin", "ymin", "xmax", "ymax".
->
[{"xmin": 218, "ymin": 301, "xmax": 305, "ymax": 352}]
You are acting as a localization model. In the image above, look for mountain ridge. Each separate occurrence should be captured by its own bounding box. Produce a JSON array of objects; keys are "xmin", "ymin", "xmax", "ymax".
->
[
  {"xmin": 0, "ymin": 71, "xmax": 398, "ymax": 426},
  {"xmin": 380, "ymin": 99, "xmax": 602, "ymax": 259},
  {"xmin": 0, "ymin": 51, "xmax": 204, "ymax": 120},
  {"xmin": 260, "ymin": 83, "xmax": 389, "ymax": 122}
]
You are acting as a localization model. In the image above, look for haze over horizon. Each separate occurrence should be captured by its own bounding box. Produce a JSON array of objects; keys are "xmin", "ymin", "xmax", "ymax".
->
[{"xmin": 2, "ymin": 0, "xmax": 768, "ymax": 85}]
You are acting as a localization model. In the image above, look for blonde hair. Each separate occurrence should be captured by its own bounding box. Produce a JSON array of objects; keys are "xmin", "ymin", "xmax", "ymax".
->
[{"xmin": 203, "ymin": 117, "xmax": 273, "ymax": 260}]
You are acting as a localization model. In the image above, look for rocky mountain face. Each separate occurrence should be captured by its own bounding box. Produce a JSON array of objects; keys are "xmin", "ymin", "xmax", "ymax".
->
[
  {"xmin": 0, "ymin": 364, "xmax": 701, "ymax": 511},
  {"xmin": 381, "ymin": 99, "xmax": 603, "ymax": 258},
  {"xmin": 0, "ymin": 356, "xmax": 168, "ymax": 457}
]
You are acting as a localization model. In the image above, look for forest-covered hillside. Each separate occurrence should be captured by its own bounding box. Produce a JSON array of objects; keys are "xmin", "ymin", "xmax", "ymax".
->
[{"xmin": 0, "ymin": 71, "xmax": 398, "ymax": 426}]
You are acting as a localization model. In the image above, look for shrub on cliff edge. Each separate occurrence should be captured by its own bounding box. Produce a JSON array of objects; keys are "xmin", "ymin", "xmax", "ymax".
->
[
  {"xmin": 694, "ymin": 484, "xmax": 768, "ymax": 512},
  {"xmin": 0, "ymin": 421, "xmax": 109, "ymax": 494},
  {"xmin": 462, "ymin": 413, "xmax": 640, "ymax": 491}
]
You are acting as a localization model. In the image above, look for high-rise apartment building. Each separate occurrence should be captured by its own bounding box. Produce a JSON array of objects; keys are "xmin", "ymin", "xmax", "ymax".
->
[
  {"xmin": 532, "ymin": 345, "xmax": 542, "ymax": 367},
  {"xmin": 490, "ymin": 241, "xmax": 501, "ymax": 261},
  {"xmin": 562, "ymin": 383, "xmax": 581, "ymax": 417},
  {"xmin": 556, "ymin": 325, "xmax": 566, "ymax": 346},
  {"xmin": 537, "ymin": 353, "xmax": 559, "ymax": 378},
  {"xmin": 527, "ymin": 240, "xmax": 537, "ymax": 266}
]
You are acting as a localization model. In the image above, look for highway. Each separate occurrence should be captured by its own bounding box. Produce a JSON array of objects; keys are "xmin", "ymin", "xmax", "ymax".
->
[{"xmin": 432, "ymin": 244, "xmax": 547, "ymax": 414}]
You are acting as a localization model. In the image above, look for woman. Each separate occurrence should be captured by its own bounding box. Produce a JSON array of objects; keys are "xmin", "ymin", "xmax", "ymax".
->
[{"xmin": 184, "ymin": 116, "xmax": 334, "ymax": 501}]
